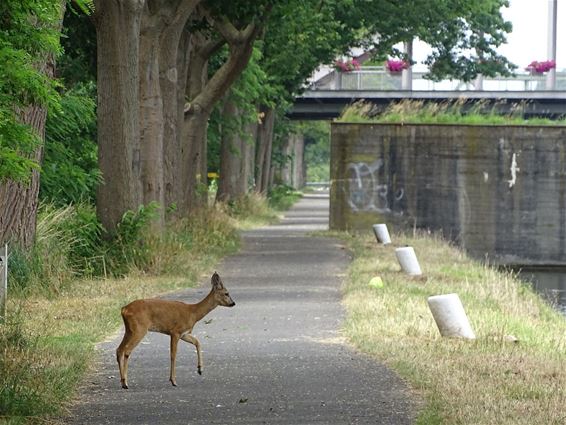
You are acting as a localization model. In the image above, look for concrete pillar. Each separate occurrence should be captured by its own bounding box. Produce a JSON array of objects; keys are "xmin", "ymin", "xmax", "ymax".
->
[{"xmin": 292, "ymin": 133, "xmax": 305, "ymax": 189}]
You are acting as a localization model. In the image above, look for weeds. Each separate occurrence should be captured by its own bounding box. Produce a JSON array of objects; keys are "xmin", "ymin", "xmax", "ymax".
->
[
  {"xmin": 338, "ymin": 99, "xmax": 566, "ymax": 126},
  {"xmin": 268, "ymin": 185, "xmax": 303, "ymax": 211}
]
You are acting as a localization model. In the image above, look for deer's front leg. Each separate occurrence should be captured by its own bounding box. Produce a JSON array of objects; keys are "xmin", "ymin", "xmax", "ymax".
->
[
  {"xmin": 170, "ymin": 334, "xmax": 180, "ymax": 386},
  {"xmin": 181, "ymin": 334, "xmax": 203, "ymax": 375}
]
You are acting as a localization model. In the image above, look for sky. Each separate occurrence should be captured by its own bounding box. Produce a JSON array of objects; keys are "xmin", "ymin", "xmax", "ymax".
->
[
  {"xmin": 410, "ymin": 0, "xmax": 565, "ymax": 72},
  {"xmin": 498, "ymin": 0, "xmax": 565, "ymax": 71}
]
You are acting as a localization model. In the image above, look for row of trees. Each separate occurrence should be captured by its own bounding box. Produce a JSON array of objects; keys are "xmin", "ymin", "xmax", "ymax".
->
[{"xmin": 0, "ymin": 0, "xmax": 516, "ymax": 247}]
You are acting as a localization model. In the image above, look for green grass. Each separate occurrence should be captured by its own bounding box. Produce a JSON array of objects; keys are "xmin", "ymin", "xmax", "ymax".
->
[
  {"xmin": 338, "ymin": 100, "xmax": 566, "ymax": 126},
  {"xmin": 0, "ymin": 192, "xmax": 301, "ymax": 424},
  {"xmin": 336, "ymin": 230, "xmax": 566, "ymax": 424}
]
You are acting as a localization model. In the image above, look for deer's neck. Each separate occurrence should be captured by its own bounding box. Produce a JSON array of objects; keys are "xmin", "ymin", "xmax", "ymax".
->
[{"xmin": 192, "ymin": 289, "xmax": 218, "ymax": 323}]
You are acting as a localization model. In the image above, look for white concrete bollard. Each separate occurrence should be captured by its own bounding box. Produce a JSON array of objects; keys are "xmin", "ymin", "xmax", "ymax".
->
[
  {"xmin": 395, "ymin": 246, "xmax": 422, "ymax": 275},
  {"xmin": 427, "ymin": 293, "xmax": 476, "ymax": 339},
  {"xmin": 372, "ymin": 224, "xmax": 392, "ymax": 245}
]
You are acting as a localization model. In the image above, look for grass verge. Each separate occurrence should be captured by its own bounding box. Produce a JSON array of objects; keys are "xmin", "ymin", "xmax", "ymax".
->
[
  {"xmin": 0, "ymin": 191, "xmax": 300, "ymax": 424},
  {"xmin": 338, "ymin": 99, "xmax": 566, "ymax": 126},
  {"xmin": 337, "ymin": 230, "xmax": 566, "ymax": 425}
]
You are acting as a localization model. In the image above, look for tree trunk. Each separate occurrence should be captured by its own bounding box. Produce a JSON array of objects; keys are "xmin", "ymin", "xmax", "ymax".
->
[
  {"xmin": 216, "ymin": 99, "xmax": 246, "ymax": 203},
  {"xmin": 0, "ymin": 1, "xmax": 66, "ymax": 248},
  {"xmin": 183, "ymin": 110, "xmax": 209, "ymax": 211},
  {"xmin": 182, "ymin": 33, "xmax": 210, "ymax": 212},
  {"xmin": 242, "ymin": 121, "xmax": 257, "ymax": 194},
  {"xmin": 0, "ymin": 106, "xmax": 47, "ymax": 248},
  {"xmin": 95, "ymin": 0, "xmax": 145, "ymax": 234},
  {"xmin": 159, "ymin": 1, "xmax": 199, "ymax": 215},
  {"xmin": 162, "ymin": 26, "xmax": 190, "ymax": 215},
  {"xmin": 139, "ymin": 14, "xmax": 165, "ymax": 228},
  {"xmin": 255, "ymin": 106, "xmax": 275, "ymax": 194}
]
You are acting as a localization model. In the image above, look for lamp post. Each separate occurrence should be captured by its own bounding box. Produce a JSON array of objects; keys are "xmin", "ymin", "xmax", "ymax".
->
[
  {"xmin": 402, "ymin": 40, "xmax": 413, "ymax": 90},
  {"xmin": 546, "ymin": 0, "xmax": 557, "ymax": 90}
]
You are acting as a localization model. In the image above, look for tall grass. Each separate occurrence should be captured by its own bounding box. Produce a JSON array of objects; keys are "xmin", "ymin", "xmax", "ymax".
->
[
  {"xmin": 338, "ymin": 99, "xmax": 566, "ymax": 126},
  {"xmin": 339, "ymin": 230, "xmax": 566, "ymax": 424}
]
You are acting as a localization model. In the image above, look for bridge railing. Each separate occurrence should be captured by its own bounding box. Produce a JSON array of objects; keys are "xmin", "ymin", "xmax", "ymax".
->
[{"xmin": 311, "ymin": 66, "xmax": 566, "ymax": 91}]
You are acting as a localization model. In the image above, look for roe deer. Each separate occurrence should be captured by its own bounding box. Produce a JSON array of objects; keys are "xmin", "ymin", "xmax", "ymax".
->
[{"xmin": 116, "ymin": 272, "xmax": 235, "ymax": 389}]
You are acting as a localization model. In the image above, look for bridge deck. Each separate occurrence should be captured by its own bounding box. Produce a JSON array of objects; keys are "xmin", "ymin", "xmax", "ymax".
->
[{"xmin": 289, "ymin": 90, "xmax": 566, "ymax": 120}]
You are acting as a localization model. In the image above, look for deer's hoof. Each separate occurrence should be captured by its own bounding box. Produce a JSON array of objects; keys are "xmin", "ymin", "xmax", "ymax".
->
[
  {"xmin": 198, "ymin": 367, "xmax": 202, "ymax": 375},
  {"xmin": 121, "ymin": 381, "xmax": 129, "ymax": 390},
  {"xmin": 170, "ymin": 379, "xmax": 177, "ymax": 387}
]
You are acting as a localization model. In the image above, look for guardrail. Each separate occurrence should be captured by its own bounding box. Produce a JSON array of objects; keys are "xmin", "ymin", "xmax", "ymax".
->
[
  {"xmin": 311, "ymin": 66, "xmax": 566, "ymax": 92},
  {"xmin": 305, "ymin": 182, "xmax": 330, "ymax": 190}
]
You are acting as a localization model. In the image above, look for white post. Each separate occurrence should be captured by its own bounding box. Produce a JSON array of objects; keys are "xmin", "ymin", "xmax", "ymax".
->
[
  {"xmin": 395, "ymin": 246, "xmax": 422, "ymax": 275},
  {"xmin": 474, "ymin": 74, "xmax": 484, "ymax": 91},
  {"xmin": 372, "ymin": 224, "xmax": 392, "ymax": 245},
  {"xmin": 0, "ymin": 244, "xmax": 7, "ymax": 322},
  {"xmin": 427, "ymin": 293, "xmax": 476, "ymax": 339},
  {"xmin": 402, "ymin": 40, "xmax": 413, "ymax": 90},
  {"xmin": 546, "ymin": 0, "xmax": 557, "ymax": 90}
]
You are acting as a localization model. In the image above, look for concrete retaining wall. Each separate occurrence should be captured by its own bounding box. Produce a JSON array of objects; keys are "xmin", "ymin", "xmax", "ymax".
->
[{"xmin": 330, "ymin": 123, "xmax": 566, "ymax": 265}]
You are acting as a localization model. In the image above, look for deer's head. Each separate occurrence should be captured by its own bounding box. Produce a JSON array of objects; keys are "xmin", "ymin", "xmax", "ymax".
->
[{"xmin": 211, "ymin": 272, "xmax": 235, "ymax": 307}]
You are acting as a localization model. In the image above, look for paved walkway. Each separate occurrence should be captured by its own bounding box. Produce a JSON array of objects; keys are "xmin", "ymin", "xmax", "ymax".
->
[{"xmin": 66, "ymin": 193, "xmax": 416, "ymax": 424}]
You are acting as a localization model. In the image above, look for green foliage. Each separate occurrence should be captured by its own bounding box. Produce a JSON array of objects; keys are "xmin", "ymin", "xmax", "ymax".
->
[
  {"xmin": 261, "ymin": 0, "xmax": 353, "ymax": 105},
  {"xmin": 0, "ymin": 0, "xmax": 62, "ymax": 183},
  {"xmin": 348, "ymin": 0, "xmax": 515, "ymax": 81},
  {"xmin": 301, "ymin": 121, "xmax": 330, "ymax": 182},
  {"xmin": 8, "ymin": 203, "xmax": 102, "ymax": 294},
  {"xmin": 268, "ymin": 184, "xmax": 302, "ymax": 211},
  {"xmin": 208, "ymin": 45, "xmax": 272, "ymax": 174},
  {"xmin": 58, "ymin": 4, "xmax": 97, "ymax": 85},
  {"xmin": 41, "ymin": 83, "xmax": 100, "ymax": 205},
  {"xmin": 105, "ymin": 203, "xmax": 160, "ymax": 275}
]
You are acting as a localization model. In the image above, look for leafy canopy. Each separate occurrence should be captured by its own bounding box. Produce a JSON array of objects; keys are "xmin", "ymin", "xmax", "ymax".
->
[{"xmin": 0, "ymin": 0, "xmax": 62, "ymax": 182}]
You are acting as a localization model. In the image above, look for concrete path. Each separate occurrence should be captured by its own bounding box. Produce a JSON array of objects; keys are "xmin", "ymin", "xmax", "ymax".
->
[{"xmin": 66, "ymin": 193, "xmax": 416, "ymax": 424}]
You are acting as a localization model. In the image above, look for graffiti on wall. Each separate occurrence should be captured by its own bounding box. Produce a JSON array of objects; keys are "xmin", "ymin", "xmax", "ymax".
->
[{"xmin": 345, "ymin": 159, "xmax": 405, "ymax": 214}]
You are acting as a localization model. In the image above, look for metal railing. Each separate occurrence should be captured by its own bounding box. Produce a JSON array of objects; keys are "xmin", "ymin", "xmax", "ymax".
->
[{"xmin": 311, "ymin": 66, "xmax": 566, "ymax": 92}]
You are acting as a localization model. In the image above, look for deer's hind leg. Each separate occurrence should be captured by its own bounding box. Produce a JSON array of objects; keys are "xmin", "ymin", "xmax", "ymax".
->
[{"xmin": 117, "ymin": 324, "xmax": 147, "ymax": 389}]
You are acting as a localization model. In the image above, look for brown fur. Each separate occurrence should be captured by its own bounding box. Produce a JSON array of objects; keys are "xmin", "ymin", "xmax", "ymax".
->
[{"xmin": 116, "ymin": 272, "xmax": 235, "ymax": 388}]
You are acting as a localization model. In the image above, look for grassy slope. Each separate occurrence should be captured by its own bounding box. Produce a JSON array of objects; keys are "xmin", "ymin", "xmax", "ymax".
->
[{"xmin": 339, "ymin": 230, "xmax": 566, "ymax": 425}]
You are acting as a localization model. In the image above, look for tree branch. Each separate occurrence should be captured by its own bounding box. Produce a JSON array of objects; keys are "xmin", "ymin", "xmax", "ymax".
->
[{"xmin": 198, "ymin": 36, "xmax": 226, "ymax": 60}]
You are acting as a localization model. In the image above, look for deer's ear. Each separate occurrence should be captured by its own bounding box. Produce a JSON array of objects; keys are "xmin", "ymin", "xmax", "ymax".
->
[{"xmin": 211, "ymin": 272, "xmax": 224, "ymax": 289}]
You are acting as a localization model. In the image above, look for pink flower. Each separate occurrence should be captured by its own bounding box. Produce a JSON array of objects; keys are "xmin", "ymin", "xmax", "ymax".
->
[
  {"xmin": 335, "ymin": 58, "xmax": 361, "ymax": 72},
  {"xmin": 525, "ymin": 60, "xmax": 556, "ymax": 74},
  {"xmin": 385, "ymin": 59, "xmax": 410, "ymax": 73}
]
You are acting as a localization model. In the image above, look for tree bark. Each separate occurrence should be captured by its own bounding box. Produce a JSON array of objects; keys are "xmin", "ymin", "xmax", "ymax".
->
[
  {"xmin": 139, "ymin": 6, "xmax": 165, "ymax": 227},
  {"xmin": 255, "ymin": 106, "xmax": 275, "ymax": 194},
  {"xmin": 216, "ymin": 99, "xmax": 246, "ymax": 203},
  {"xmin": 94, "ymin": 0, "xmax": 145, "ymax": 234},
  {"xmin": 138, "ymin": 0, "xmax": 199, "ymax": 228},
  {"xmin": 0, "ymin": 106, "xmax": 48, "ymax": 248},
  {"xmin": 182, "ymin": 31, "xmax": 211, "ymax": 212},
  {"xmin": 0, "ymin": 1, "xmax": 66, "ymax": 248},
  {"xmin": 161, "ymin": 21, "xmax": 193, "ymax": 214},
  {"xmin": 242, "ymin": 121, "xmax": 257, "ymax": 194}
]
